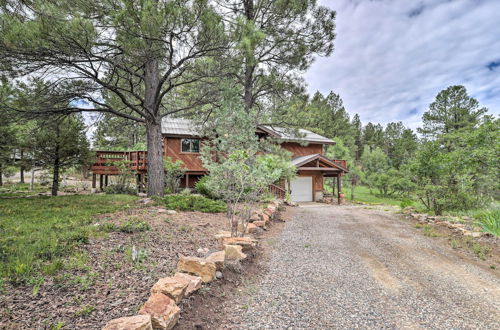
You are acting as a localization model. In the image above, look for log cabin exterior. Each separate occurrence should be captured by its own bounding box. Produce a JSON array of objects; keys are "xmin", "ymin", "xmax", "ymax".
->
[{"xmin": 90, "ymin": 117, "xmax": 348, "ymax": 203}]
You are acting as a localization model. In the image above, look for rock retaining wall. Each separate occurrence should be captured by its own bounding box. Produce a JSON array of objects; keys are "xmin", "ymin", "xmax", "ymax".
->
[{"xmin": 102, "ymin": 199, "xmax": 285, "ymax": 330}]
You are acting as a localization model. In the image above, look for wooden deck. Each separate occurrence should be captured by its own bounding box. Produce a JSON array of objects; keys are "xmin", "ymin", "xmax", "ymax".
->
[{"xmin": 90, "ymin": 151, "xmax": 148, "ymax": 175}]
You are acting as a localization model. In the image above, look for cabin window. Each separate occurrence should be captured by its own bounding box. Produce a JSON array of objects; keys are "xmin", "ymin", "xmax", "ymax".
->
[{"xmin": 181, "ymin": 139, "xmax": 200, "ymax": 153}]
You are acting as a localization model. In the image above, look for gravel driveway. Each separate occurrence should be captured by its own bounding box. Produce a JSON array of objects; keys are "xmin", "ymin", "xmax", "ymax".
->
[{"xmin": 240, "ymin": 205, "xmax": 500, "ymax": 329}]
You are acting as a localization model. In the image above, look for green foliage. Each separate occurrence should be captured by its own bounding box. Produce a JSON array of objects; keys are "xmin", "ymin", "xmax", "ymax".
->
[
  {"xmin": 104, "ymin": 160, "xmax": 136, "ymax": 195},
  {"xmin": 474, "ymin": 211, "xmax": 500, "ymax": 237},
  {"xmin": 0, "ymin": 194, "xmax": 137, "ymax": 284},
  {"xmin": 119, "ymin": 218, "xmax": 151, "ymax": 233},
  {"xmin": 163, "ymin": 194, "xmax": 227, "ymax": 213},
  {"xmin": 418, "ymin": 85, "xmax": 487, "ymax": 139},
  {"xmin": 194, "ymin": 176, "xmax": 218, "ymax": 199},
  {"xmin": 400, "ymin": 198, "xmax": 414, "ymax": 209},
  {"xmin": 164, "ymin": 157, "xmax": 185, "ymax": 194},
  {"xmin": 105, "ymin": 184, "xmax": 137, "ymax": 195}
]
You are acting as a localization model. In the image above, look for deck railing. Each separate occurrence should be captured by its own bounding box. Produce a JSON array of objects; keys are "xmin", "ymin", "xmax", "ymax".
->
[
  {"xmin": 91, "ymin": 151, "xmax": 148, "ymax": 174},
  {"xmin": 268, "ymin": 183, "xmax": 286, "ymax": 200},
  {"xmin": 333, "ymin": 159, "xmax": 347, "ymax": 169}
]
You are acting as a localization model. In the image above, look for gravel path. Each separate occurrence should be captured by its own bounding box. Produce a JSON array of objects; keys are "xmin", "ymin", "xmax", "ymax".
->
[{"xmin": 240, "ymin": 205, "xmax": 500, "ymax": 329}]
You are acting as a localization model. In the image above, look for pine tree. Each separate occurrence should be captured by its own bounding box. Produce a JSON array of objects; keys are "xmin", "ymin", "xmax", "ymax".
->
[{"xmin": 419, "ymin": 85, "xmax": 487, "ymax": 140}]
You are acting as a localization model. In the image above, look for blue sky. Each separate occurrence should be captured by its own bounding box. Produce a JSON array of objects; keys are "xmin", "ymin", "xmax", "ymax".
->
[{"xmin": 305, "ymin": 0, "xmax": 500, "ymax": 129}]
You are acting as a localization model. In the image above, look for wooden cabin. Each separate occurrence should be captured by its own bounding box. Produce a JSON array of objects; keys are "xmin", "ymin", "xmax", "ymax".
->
[{"xmin": 90, "ymin": 117, "xmax": 348, "ymax": 203}]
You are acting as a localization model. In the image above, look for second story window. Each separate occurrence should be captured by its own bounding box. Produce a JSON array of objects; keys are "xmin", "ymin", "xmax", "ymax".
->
[{"xmin": 181, "ymin": 138, "xmax": 200, "ymax": 153}]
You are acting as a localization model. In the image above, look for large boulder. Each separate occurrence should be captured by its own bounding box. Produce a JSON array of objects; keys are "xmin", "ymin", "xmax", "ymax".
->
[
  {"xmin": 150, "ymin": 276, "xmax": 189, "ymax": 303},
  {"xmin": 173, "ymin": 272, "xmax": 202, "ymax": 296},
  {"xmin": 224, "ymin": 244, "xmax": 247, "ymax": 261},
  {"xmin": 206, "ymin": 250, "xmax": 225, "ymax": 270},
  {"xmin": 220, "ymin": 236, "xmax": 258, "ymax": 251},
  {"xmin": 177, "ymin": 256, "xmax": 216, "ymax": 283},
  {"xmin": 139, "ymin": 293, "xmax": 180, "ymax": 330},
  {"xmin": 103, "ymin": 315, "xmax": 153, "ymax": 330}
]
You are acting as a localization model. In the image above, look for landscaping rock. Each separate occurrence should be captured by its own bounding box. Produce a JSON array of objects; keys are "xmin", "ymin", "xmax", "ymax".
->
[
  {"xmin": 138, "ymin": 198, "xmax": 154, "ymax": 205},
  {"xmin": 166, "ymin": 210, "xmax": 177, "ymax": 215},
  {"xmin": 253, "ymin": 220, "xmax": 266, "ymax": 227},
  {"xmin": 157, "ymin": 208, "xmax": 168, "ymax": 213},
  {"xmin": 214, "ymin": 230, "xmax": 232, "ymax": 240},
  {"xmin": 250, "ymin": 212, "xmax": 261, "ymax": 222},
  {"xmin": 224, "ymin": 244, "xmax": 247, "ymax": 261},
  {"xmin": 215, "ymin": 271, "xmax": 223, "ymax": 279},
  {"xmin": 150, "ymin": 276, "xmax": 189, "ymax": 303},
  {"xmin": 206, "ymin": 250, "xmax": 225, "ymax": 270},
  {"xmin": 238, "ymin": 222, "xmax": 258, "ymax": 234},
  {"xmin": 245, "ymin": 222, "xmax": 258, "ymax": 233},
  {"xmin": 173, "ymin": 272, "xmax": 202, "ymax": 295},
  {"xmin": 177, "ymin": 256, "xmax": 216, "ymax": 283},
  {"xmin": 221, "ymin": 236, "xmax": 258, "ymax": 251},
  {"xmin": 139, "ymin": 293, "xmax": 180, "ymax": 330},
  {"xmin": 103, "ymin": 314, "xmax": 153, "ymax": 330},
  {"xmin": 260, "ymin": 213, "xmax": 270, "ymax": 223}
]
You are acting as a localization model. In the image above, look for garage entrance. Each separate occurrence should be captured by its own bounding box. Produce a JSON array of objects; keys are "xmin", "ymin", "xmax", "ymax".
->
[{"xmin": 290, "ymin": 176, "xmax": 313, "ymax": 202}]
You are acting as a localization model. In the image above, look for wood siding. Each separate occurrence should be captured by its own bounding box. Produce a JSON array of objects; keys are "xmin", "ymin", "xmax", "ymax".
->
[
  {"xmin": 163, "ymin": 137, "xmax": 206, "ymax": 172},
  {"xmin": 281, "ymin": 142, "xmax": 323, "ymax": 157}
]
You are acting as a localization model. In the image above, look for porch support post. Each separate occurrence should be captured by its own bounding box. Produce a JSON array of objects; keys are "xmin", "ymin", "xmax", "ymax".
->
[
  {"xmin": 92, "ymin": 173, "xmax": 96, "ymax": 189},
  {"xmin": 185, "ymin": 173, "xmax": 189, "ymax": 188},
  {"xmin": 105, "ymin": 175, "xmax": 109, "ymax": 187},
  {"xmin": 337, "ymin": 174, "xmax": 342, "ymax": 205},
  {"xmin": 99, "ymin": 174, "xmax": 104, "ymax": 191}
]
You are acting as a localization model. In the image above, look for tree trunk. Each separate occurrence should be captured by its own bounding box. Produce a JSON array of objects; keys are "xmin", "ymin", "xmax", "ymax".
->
[
  {"xmin": 0, "ymin": 166, "xmax": 3, "ymax": 186},
  {"xmin": 52, "ymin": 149, "xmax": 60, "ymax": 196},
  {"xmin": 145, "ymin": 119, "xmax": 164, "ymax": 196},
  {"xmin": 144, "ymin": 57, "xmax": 165, "ymax": 197},
  {"xmin": 30, "ymin": 166, "xmax": 35, "ymax": 191},
  {"xmin": 243, "ymin": 0, "xmax": 255, "ymax": 113},
  {"xmin": 20, "ymin": 149, "xmax": 25, "ymax": 184},
  {"xmin": 52, "ymin": 128, "xmax": 61, "ymax": 196}
]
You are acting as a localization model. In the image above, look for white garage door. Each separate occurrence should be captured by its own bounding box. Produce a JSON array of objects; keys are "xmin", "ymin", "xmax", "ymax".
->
[{"xmin": 290, "ymin": 176, "xmax": 313, "ymax": 202}]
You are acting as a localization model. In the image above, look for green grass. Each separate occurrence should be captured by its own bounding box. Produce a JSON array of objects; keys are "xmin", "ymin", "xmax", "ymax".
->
[
  {"xmin": 163, "ymin": 194, "xmax": 227, "ymax": 213},
  {"xmin": 0, "ymin": 182, "xmax": 48, "ymax": 198},
  {"xmin": 0, "ymin": 194, "xmax": 138, "ymax": 284},
  {"xmin": 342, "ymin": 185, "xmax": 404, "ymax": 206}
]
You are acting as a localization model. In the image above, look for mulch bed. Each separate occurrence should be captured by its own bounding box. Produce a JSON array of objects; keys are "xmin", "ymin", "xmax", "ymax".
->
[{"xmin": 0, "ymin": 206, "xmax": 228, "ymax": 329}]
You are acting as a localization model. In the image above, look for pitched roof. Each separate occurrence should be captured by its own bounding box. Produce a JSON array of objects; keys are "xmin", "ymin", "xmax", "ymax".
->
[
  {"xmin": 161, "ymin": 117, "xmax": 200, "ymax": 136},
  {"xmin": 291, "ymin": 153, "xmax": 349, "ymax": 172},
  {"xmin": 161, "ymin": 117, "xmax": 335, "ymax": 144},
  {"xmin": 258, "ymin": 125, "xmax": 335, "ymax": 144}
]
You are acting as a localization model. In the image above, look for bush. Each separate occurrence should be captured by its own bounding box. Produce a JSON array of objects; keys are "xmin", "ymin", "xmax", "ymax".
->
[
  {"xmin": 194, "ymin": 176, "xmax": 218, "ymax": 199},
  {"xmin": 105, "ymin": 184, "xmax": 137, "ymax": 195},
  {"xmin": 400, "ymin": 198, "xmax": 414, "ymax": 209},
  {"xmin": 163, "ymin": 194, "xmax": 227, "ymax": 213},
  {"xmin": 474, "ymin": 210, "xmax": 500, "ymax": 237}
]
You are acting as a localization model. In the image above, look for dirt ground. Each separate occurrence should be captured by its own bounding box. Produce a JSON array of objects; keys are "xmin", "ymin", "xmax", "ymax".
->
[
  {"xmin": 174, "ymin": 209, "xmax": 288, "ymax": 329},
  {"xmin": 0, "ymin": 206, "xmax": 229, "ymax": 329}
]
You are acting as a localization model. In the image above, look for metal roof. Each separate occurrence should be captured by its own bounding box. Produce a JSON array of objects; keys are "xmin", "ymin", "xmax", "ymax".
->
[
  {"xmin": 161, "ymin": 117, "xmax": 335, "ymax": 144},
  {"xmin": 161, "ymin": 117, "xmax": 200, "ymax": 136},
  {"xmin": 258, "ymin": 125, "xmax": 335, "ymax": 144},
  {"xmin": 291, "ymin": 154, "xmax": 321, "ymax": 166},
  {"xmin": 291, "ymin": 153, "xmax": 349, "ymax": 172}
]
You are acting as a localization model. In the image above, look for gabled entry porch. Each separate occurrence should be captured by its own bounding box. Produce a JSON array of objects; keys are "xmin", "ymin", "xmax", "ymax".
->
[{"xmin": 289, "ymin": 154, "xmax": 349, "ymax": 203}]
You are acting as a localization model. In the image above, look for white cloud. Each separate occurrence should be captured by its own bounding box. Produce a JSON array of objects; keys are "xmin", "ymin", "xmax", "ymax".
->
[{"xmin": 305, "ymin": 0, "xmax": 500, "ymax": 129}]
